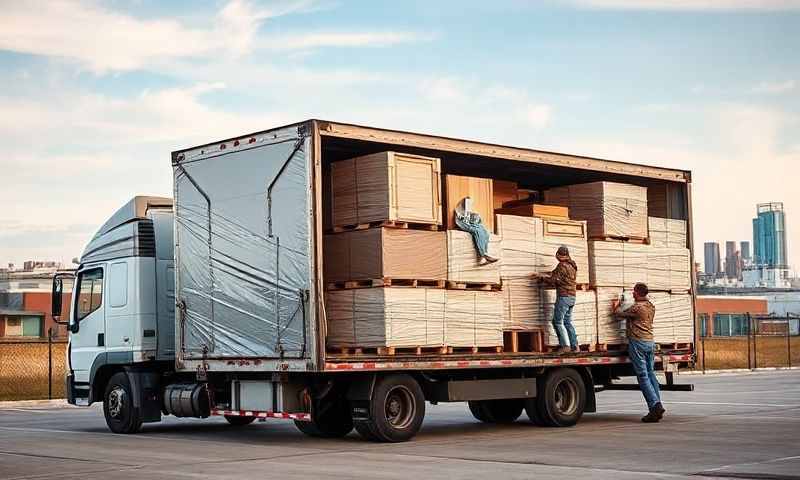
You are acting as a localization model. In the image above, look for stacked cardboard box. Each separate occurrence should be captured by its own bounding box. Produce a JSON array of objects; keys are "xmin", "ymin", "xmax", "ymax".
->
[
  {"xmin": 496, "ymin": 214, "xmax": 589, "ymax": 284},
  {"xmin": 326, "ymin": 288, "xmax": 503, "ymax": 348},
  {"xmin": 595, "ymin": 288, "xmax": 693, "ymax": 344},
  {"xmin": 545, "ymin": 181, "xmax": 648, "ymax": 239},
  {"xmin": 588, "ymin": 241, "xmax": 691, "ymax": 292},
  {"xmin": 501, "ymin": 280, "xmax": 597, "ymax": 347},
  {"xmin": 648, "ymin": 217, "xmax": 687, "ymax": 248},
  {"xmin": 324, "ymin": 228, "xmax": 446, "ymax": 283},
  {"xmin": 330, "ymin": 151, "xmax": 442, "ymax": 227},
  {"xmin": 446, "ymin": 230, "xmax": 501, "ymax": 284}
]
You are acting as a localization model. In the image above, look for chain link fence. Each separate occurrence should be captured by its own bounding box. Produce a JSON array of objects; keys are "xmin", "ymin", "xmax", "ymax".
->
[
  {"xmin": 0, "ymin": 333, "xmax": 67, "ymax": 401},
  {"xmin": 696, "ymin": 315, "xmax": 800, "ymax": 371}
]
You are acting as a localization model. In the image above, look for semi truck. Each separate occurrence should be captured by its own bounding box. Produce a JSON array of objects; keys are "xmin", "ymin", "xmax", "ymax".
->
[{"xmin": 51, "ymin": 119, "xmax": 695, "ymax": 442}]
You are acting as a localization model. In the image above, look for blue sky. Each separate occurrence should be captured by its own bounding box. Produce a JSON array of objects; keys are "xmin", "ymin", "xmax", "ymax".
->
[{"xmin": 0, "ymin": 0, "xmax": 798, "ymax": 272}]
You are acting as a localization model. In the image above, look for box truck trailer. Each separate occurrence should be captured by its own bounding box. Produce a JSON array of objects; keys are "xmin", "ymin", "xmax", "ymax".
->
[{"xmin": 52, "ymin": 120, "xmax": 694, "ymax": 442}]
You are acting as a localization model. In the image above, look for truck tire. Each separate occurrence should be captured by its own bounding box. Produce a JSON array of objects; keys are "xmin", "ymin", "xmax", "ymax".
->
[
  {"xmin": 526, "ymin": 368, "xmax": 586, "ymax": 427},
  {"xmin": 355, "ymin": 374, "xmax": 425, "ymax": 442},
  {"xmin": 103, "ymin": 372, "xmax": 143, "ymax": 434},
  {"xmin": 224, "ymin": 415, "xmax": 256, "ymax": 426},
  {"xmin": 468, "ymin": 399, "xmax": 524, "ymax": 423},
  {"xmin": 294, "ymin": 396, "xmax": 353, "ymax": 438}
]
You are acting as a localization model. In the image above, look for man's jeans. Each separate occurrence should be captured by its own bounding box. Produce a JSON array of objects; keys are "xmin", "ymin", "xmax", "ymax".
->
[
  {"xmin": 552, "ymin": 295, "xmax": 578, "ymax": 348},
  {"xmin": 628, "ymin": 338, "xmax": 662, "ymax": 409}
]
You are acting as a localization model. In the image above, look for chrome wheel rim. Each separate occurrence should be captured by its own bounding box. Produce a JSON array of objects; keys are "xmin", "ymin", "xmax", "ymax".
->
[
  {"xmin": 108, "ymin": 386, "xmax": 126, "ymax": 419},
  {"xmin": 384, "ymin": 386, "xmax": 415, "ymax": 429},
  {"xmin": 554, "ymin": 378, "xmax": 578, "ymax": 416}
]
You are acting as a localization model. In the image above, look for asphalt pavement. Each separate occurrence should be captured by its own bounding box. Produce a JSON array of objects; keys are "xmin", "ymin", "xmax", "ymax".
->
[{"xmin": 1, "ymin": 369, "xmax": 799, "ymax": 480}]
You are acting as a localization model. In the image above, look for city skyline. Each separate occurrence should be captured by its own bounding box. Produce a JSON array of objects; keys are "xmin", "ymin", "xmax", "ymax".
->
[{"xmin": 0, "ymin": 1, "xmax": 798, "ymax": 269}]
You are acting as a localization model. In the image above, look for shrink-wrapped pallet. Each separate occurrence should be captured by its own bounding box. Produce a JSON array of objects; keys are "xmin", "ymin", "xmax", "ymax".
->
[
  {"xmin": 326, "ymin": 288, "xmax": 445, "ymax": 348},
  {"xmin": 595, "ymin": 288, "xmax": 693, "ymax": 345},
  {"xmin": 324, "ymin": 228, "xmax": 446, "ymax": 283},
  {"xmin": 326, "ymin": 288, "xmax": 502, "ymax": 349},
  {"xmin": 501, "ymin": 280, "xmax": 597, "ymax": 347},
  {"xmin": 330, "ymin": 151, "xmax": 442, "ymax": 227},
  {"xmin": 648, "ymin": 217, "xmax": 687, "ymax": 248},
  {"xmin": 544, "ymin": 181, "xmax": 648, "ymax": 239},
  {"xmin": 497, "ymin": 214, "xmax": 589, "ymax": 284},
  {"xmin": 589, "ymin": 241, "xmax": 691, "ymax": 291},
  {"xmin": 447, "ymin": 230, "xmax": 501, "ymax": 284},
  {"xmin": 445, "ymin": 290, "xmax": 504, "ymax": 347}
]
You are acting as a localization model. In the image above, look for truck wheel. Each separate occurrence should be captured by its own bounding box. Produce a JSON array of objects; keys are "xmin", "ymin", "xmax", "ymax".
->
[
  {"xmin": 355, "ymin": 374, "xmax": 425, "ymax": 442},
  {"xmin": 468, "ymin": 399, "xmax": 524, "ymax": 423},
  {"xmin": 295, "ymin": 395, "xmax": 353, "ymax": 438},
  {"xmin": 103, "ymin": 372, "xmax": 143, "ymax": 434},
  {"xmin": 527, "ymin": 368, "xmax": 586, "ymax": 427},
  {"xmin": 224, "ymin": 415, "xmax": 256, "ymax": 426}
]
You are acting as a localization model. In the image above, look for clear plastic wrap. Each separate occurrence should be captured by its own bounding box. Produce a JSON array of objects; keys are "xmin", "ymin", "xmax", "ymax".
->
[
  {"xmin": 446, "ymin": 230, "xmax": 501, "ymax": 284},
  {"xmin": 496, "ymin": 215, "xmax": 590, "ymax": 284},
  {"xmin": 174, "ymin": 127, "xmax": 311, "ymax": 359},
  {"xmin": 544, "ymin": 181, "xmax": 648, "ymax": 239},
  {"xmin": 589, "ymin": 241, "xmax": 691, "ymax": 291},
  {"xmin": 326, "ymin": 287, "xmax": 503, "ymax": 348},
  {"xmin": 596, "ymin": 288, "xmax": 694, "ymax": 344}
]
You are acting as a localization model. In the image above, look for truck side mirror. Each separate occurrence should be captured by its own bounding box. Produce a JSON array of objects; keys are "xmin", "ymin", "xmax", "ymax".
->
[{"xmin": 51, "ymin": 272, "xmax": 73, "ymax": 326}]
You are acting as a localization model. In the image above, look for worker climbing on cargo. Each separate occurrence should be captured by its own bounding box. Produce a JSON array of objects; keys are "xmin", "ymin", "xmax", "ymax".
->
[
  {"xmin": 532, "ymin": 246, "xmax": 578, "ymax": 353},
  {"xmin": 612, "ymin": 282, "xmax": 666, "ymax": 423},
  {"xmin": 455, "ymin": 196, "xmax": 499, "ymax": 263}
]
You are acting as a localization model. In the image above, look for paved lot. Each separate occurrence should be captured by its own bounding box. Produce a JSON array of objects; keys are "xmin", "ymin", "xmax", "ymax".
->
[{"xmin": 1, "ymin": 370, "xmax": 799, "ymax": 480}]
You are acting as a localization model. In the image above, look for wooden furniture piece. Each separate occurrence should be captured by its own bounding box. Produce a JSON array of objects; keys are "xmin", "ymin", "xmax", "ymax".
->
[
  {"xmin": 330, "ymin": 151, "xmax": 442, "ymax": 228},
  {"xmin": 444, "ymin": 174, "xmax": 494, "ymax": 232}
]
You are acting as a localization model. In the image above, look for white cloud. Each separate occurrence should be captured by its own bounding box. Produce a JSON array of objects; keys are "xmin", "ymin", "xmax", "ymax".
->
[
  {"xmin": 568, "ymin": 0, "xmax": 800, "ymax": 9},
  {"xmin": 751, "ymin": 80, "xmax": 796, "ymax": 94},
  {"xmin": 0, "ymin": 0, "xmax": 427, "ymax": 74}
]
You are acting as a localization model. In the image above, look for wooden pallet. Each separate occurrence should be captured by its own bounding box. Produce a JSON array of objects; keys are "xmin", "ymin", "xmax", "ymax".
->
[
  {"xmin": 593, "ymin": 342, "xmax": 629, "ymax": 352},
  {"xmin": 327, "ymin": 345, "xmax": 503, "ymax": 356},
  {"xmin": 326, "ymin": 278, "xmax": 446, "ymax": 290},
  {"xmin": 503, "ymin": 329, "xmax": 545, "ymax": 353},
  {"xmin": 543, "ymin": 343, "xmax": 597, "ymax": 353},
  {"xmin": 445, "ymin": 281, "xmax": 502, "ymax": 291},
  {"xmin": 331, "ymin": 220, "xmax": 440, "ymax": 233},
  {"xmin": 657, "ymin": 342, "xmax": 692, "ymax": 351},
  {"xmin": 590, "ymin": 235, "xmax": 649, "ymax": 244}
]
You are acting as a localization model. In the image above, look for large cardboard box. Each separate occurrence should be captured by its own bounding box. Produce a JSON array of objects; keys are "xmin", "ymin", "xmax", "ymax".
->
[
  {"xmin": 595, "ymin": 288, "xmax": 693, "ymax": 344},
  {"xmin": 326, "ymin": 288, "xmax": 502, "ymax": 348},
  {"xmin": 447, "ymin": 230, "xmax": 501, "ymax": 284},
  {"xmin": 330, "ymin": 151, "xmax": 442, "ymax": 227},
  {"xmin": 501, "ymin": 280, "xmax": 597, "ymax": 346},
  {"xmin": 324, "ymin": 228, "xmax": 446, "ymax": 283},
  {"xmin": 445, "ymin": 174, "xmax": 494, "ymax": 232},
  {"xmin": 545, "ymin": 181, "xmax": 648, "ymax": 239},
  {"xmin": 589, "ymin": 241, "xmax": 691, "ymax": 291},
  {"xmin": 497, "ymin": 214, "xmax": 589, "ymax": 284},
  {"xmin": 648, "ymin": 217, "xmax": 687, "ymax": 248}
]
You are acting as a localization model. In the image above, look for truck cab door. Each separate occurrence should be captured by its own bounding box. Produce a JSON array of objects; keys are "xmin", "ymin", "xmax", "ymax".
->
[{"xmin": 69, "ymin": 266, "xmax": 106, "ymax": 385}]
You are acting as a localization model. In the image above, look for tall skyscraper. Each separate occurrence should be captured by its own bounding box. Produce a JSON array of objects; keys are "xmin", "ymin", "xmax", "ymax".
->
[
  {"xmin": 704, "ymin": 242, "xmax": 721, "ymax": 277},
  {"xmin": 740, "ymin": 241, "xmax": 751, "ymax": 261},
  {"xmin": 725, "ymin": 241, "xmax": 737, "ymax": 279},
  {"xmin": 752, "ymin": 202, "xmax": 788, "ymax": 268}
]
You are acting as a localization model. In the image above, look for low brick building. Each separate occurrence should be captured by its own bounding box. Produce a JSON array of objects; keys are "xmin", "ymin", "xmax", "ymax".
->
[{"xmin": 696, "ymin": 296, "xmax": 768, "ymax": 338}]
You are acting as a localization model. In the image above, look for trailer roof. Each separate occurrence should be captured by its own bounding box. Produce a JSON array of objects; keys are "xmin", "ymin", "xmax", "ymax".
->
[{"xmin": 173, "ymin": 119, "xmax": 691, "ymax": 183}]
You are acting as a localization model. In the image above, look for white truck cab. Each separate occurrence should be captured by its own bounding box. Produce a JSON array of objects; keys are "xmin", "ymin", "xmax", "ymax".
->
[{"xmin": 55, "ymin": 196, "xmax": 174, "ymax": 414}]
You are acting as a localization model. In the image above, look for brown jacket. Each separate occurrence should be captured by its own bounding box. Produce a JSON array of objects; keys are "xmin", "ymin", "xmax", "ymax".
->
[
  {"xmin": 619, "ymin": 299, "xmax": 656, "ymax": 342},
  {"xmin": 543, "ymin": 259, "xmax": 577, "ymax": 297}
]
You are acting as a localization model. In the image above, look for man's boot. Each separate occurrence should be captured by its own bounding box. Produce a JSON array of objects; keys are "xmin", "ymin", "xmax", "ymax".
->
[
  {"xmin": 652, "ymin": 402, "xmax": 666, "ymax": 420},
  {"xmin": 641, "ymin": 403, "xmax": 665, "ymax": 423}
]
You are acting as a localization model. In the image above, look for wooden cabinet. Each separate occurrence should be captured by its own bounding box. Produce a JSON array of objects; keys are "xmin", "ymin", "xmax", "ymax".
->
[
  {"xmin": 445, "ymin": 174, "xmax": 494, "ymax": 232},
  {"xmin": 330, "ymin": 152, "xmax": 442, "ymax": 227}
]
